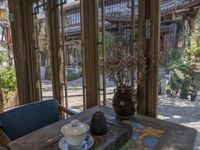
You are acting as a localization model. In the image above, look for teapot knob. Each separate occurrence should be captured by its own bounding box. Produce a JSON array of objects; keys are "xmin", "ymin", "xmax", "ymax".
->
[{"xmin": 71, "ymin": 120, "xmax": 80, "ymax": 127}]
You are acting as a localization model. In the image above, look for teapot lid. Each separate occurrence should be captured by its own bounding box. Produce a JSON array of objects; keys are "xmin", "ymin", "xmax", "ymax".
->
[{"xmin": 61, "ymin": 120, "xmax": 89, "ymax": 136}]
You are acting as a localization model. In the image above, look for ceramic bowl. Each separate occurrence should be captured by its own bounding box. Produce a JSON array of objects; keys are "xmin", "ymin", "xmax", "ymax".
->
[{"xmin": 61, "ymin": 120, "xmax": 89, "ymax": 146}]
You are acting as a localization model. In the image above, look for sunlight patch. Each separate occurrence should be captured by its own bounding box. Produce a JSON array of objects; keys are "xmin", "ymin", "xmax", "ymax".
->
[
  {"xmin": 172, "ymin": 115, "xmax": 182, "ymax": 119},
  {"xmin": 157, "ymin": 115, "xmax": 171, "ymax": 120}
]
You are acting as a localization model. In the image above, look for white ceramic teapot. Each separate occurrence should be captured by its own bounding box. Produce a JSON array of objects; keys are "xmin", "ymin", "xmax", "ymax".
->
[{"xmin": 61, "ymin": 119, "xmax": 89, "ymax": 146}]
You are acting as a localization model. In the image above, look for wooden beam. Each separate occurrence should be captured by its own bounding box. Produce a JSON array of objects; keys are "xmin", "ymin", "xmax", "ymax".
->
[{"xmin": 82, "ymin": 0, "xmax": 99, "ymax": 108}]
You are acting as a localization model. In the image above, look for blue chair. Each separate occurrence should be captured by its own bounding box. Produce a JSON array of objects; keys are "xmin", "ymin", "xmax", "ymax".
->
[{"xmin": 0, "ymin": 99, "xmax": 75, "ymax": 148}]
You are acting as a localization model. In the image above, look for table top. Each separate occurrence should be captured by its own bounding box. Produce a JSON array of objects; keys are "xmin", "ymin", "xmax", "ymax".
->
[{"xmin": 8, "ymin": 106, "xmax": 197, "ymax": 150}]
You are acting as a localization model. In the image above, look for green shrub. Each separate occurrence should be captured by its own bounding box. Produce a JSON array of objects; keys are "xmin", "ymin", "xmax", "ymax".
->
[
  {"xmin": 166, "ymin": 52, "xmax": 199, "ymax": 99},
  {"xmin": 166, "ymin": 48, "xmax": 182, "ymax": 69},
  {"xmin": 0, "ymin": 66, "xmax": 17, "ymax": 90},
  {"xmin": 0, "ymin": 66, "xmax": 17, "ymax": 105},
  {"xmin": 166, "ymin": 85, "xmax": 174, "ymax": 97},
  {"xmin": 67, "ymin": 71, "xmax": 82, "ymax": 81},
  {"xmin": 188, "ymin": 9, "xmax": 200, "ymax": 57}
]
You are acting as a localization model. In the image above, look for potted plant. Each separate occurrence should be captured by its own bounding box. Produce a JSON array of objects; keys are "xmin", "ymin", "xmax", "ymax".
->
[{"xmin": 103, "ymin": 41, "xmax": 137, "ymax": 118}]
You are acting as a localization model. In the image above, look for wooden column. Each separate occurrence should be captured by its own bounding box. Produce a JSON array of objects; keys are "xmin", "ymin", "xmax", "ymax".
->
[
  {"xmin": 137, "ymin": 0, "xmax": 160, "ymax": 117},
  {"xmin": 147, "ymin": 0, "xmax": 160, "ymax": 117},
  {"xmin": 137, "ymin": 0, "xmax": 148, "ymax": 116},
  {"xmin": 8, "ymin": 0, "xmax": 40, "ymax": 104},
  {"xmin": 47, "ymin": 0, "xmax": 64, "ymax": 106},
  {"xmin": 82, "ymin": 0, "xmax": 99, "ymax": 108}
]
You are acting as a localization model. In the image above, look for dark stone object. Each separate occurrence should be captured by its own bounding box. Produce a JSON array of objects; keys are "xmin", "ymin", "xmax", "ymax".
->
[{"xmin": 90, "ymin": 111, "xmax": 108, "ymax": 135}]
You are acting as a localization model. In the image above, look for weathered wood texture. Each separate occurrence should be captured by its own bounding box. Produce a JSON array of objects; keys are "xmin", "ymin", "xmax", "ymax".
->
[
  {"xmin": 147, "ymin": 0, "xmax": 160, "ymax": 117},
  {"xmin": 47, "ymin": 0, "xmax": 64, "ymax": 106},
  {"xmin": 8, "ymin": 0, "xmax": 40, "ymax": 104},
  {"xmin": 82, "ymin": 0, "xmax": 100, "ymax": 108},
  {"xmin": 8, "ymin": 0, "xmax": 66, "ymax": 107},
  {"xmin": 8, "ymin": 0, "xmax": 100, "ymax": 109},
  {"xmin": 0, "ymin": 145, "xmax": 6, "ymax": 150},
  {"xmin": 101, "ymin": 0, "xmax": 106, "ymax": 106},
  {"xmin": 8, "ymin": 106, "xmax": 197, "ymax": 150},
  {"xmin": 137, "ymin": 0, "xmax": 148, "ymax": 116},
  {"xmin": 0, "ymin": 128, "xmax": 10, "ymax": 148},
  {"xmin": 8, "ymin": 106, "xmax": 132, "ymax": 150},
  {"xmin": 137, "ymin": 0, "xmax": 160, "ymax": 117}
]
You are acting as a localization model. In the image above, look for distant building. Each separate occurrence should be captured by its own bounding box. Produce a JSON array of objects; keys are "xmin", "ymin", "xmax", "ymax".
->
[{"xmin": 63, "ymin": 0, "xmax": 200, "ymax": 65}]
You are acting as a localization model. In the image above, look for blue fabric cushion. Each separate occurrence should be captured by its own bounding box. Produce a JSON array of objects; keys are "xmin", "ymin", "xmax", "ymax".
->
[{"xmin": 0, "ymin": 100, "xmax": 60, "ymax": 140}]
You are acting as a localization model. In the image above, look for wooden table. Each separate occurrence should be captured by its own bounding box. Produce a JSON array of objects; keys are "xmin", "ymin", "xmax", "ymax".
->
[{"xmin": 8, "ymin": 106, "xmax": 197, "ymax": 150}]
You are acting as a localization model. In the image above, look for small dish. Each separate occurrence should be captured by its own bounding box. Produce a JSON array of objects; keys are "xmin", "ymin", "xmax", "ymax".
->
[{"xmin": 58, "ymin": 134, "xmax": 94, "ymax": 150}]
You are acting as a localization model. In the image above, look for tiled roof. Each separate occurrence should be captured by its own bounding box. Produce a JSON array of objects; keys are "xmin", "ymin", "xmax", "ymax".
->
[
  {"xmin": 106, "ymin": 10, "xmax": 132, "ymax": 22},
  {"xmin": 64, "ymin": 21, "xmax": 114, "ymax": 34},
  {"xmin": 161, "ymin": 0, "xmax": 199, "ymax": 13},
  {"xmin": 106, "ymin": 0, "xmax": 200, "ymax": 22},
  {"xmin": 65, "ymin": 0, "xmax": 200, "ymax": 33}
]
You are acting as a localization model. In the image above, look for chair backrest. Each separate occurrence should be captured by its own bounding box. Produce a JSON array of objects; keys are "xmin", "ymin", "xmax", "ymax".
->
[{"xmin": 0, "ymin": 100, "xmax": 60, "ymax": 140}]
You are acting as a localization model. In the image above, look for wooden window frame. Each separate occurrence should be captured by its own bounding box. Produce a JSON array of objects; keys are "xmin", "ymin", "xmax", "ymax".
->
[{"xmin": 9, "ymin": 0, "xmax": 160, "ymax": 117}]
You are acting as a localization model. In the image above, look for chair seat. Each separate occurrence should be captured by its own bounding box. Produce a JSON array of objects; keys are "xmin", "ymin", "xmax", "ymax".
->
[{"xmin": 0, "ymin": 100, "xmax": 60, "ymax": 140}]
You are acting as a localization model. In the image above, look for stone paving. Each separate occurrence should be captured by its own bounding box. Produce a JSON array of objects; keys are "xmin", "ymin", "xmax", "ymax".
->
[
  {"xmin": 157, "ymin": 95, "xmax": 200, "ymax": 150},
  {"xmin": 42, "ymin": 80, "xmax": 200, "ymax": 149}
]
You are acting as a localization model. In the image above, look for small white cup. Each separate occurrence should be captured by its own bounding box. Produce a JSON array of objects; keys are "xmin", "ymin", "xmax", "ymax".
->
[{"xmin": 61, "ymin": 120, "xmax": 89, "ymax": 146}]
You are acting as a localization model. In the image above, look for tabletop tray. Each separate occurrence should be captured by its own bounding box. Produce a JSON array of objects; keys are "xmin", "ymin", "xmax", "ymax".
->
[{"xmin": 45, "ymin": 118, "xmax": 132, "ymax": 150}]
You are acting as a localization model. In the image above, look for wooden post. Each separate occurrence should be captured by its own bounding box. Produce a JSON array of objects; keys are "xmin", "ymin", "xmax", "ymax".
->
[
  {"xmin": 82, "ymin": 0, "xmax": 99, "ymax": 108},
  {"xmin": 137, "ymin": 0, "xmax": 147, "ymax": 115},
  {"xmin": 47, "ymin": 0, "xmax": 64, "ymax": 106},
  {"xmin": 80, "ymin": 0, "xmax": 86, "ymax": 110},
  {"xmin": 130, "ymin": 0, "xmax": 135, "ymax": 87},
  {"xmin": 8, "ymin": 0, "xmax": 40, "ymax": 104},
  {"xmin": 130, "ymin": 0, "xmax": 135, "ymax": 56},
  {"xmin": 147, "ymin": 0, "xmax": 160, "ymax": 117},
  {"xmin": 102, "ymin": 0, "xmax": 106, "ymax": 106},
  {"xmin": 137, "ymin": 0, "xmax": 160, "ymax": 117}
]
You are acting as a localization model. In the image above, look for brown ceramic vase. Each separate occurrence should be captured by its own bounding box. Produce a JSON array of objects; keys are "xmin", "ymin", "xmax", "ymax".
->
[{"xmin": 112, "ymin": 87, "xmax": 136, "ymax": 119}]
